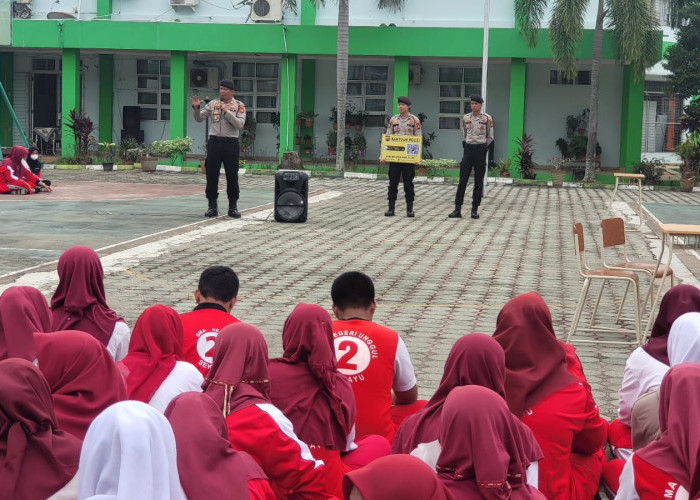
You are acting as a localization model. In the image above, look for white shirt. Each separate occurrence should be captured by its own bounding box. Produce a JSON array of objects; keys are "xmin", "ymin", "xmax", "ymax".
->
[
  {"xmin": 107, "ymin": 321, "xmax": 131, "ymax": 362},
  {"xmin": 148, "ymin": 361, "xmax": 204, "ymax": 413},
  {"xmin": 618, "ymin": 347, "xmax": 668, "ymax": 425},
  {"xmin": 393, "ymin": 337, "xmax": 417, "ymax": 392},
  {"xmin": 616, "ymin": 454, "xmax": 689, "ymax": 500}
]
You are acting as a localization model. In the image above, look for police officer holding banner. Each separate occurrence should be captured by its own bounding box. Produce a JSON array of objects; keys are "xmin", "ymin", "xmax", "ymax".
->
[
  {"xmin": 381, "ymin": 96, "xmax": 422, "ymax": 217},
  {"xmin": 449, "ymin": 94, "xmax": 493, "ymax": 219}
]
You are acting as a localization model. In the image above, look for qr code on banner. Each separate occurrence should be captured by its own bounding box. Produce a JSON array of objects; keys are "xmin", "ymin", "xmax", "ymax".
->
[{"xmin": 406, "ymin": 143, "xmax": 420, "ymax": 156}]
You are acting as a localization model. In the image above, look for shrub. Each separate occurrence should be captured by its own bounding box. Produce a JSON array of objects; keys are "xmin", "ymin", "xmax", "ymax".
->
[
  {"xmin": 152, "ymin": 137, "xmax": 194, "ymax": 165},
  {"xmin": 635, "ymin": 159, "xmax": 663, "ymax": 185},
  {"xmin": 514, "ymin": 133, "xmax": 536, "ymax": 179}
]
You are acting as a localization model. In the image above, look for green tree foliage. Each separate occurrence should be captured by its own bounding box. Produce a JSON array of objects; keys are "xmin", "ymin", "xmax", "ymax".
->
[{"xmin": 664, "ymin": 3, "xmax": 700, "ymax": 101}]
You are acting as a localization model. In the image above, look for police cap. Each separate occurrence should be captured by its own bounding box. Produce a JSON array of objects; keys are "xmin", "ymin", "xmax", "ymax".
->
[
  {"xmin": 397, "ymin": 96, "xmax": 412, "ymax": 106},
  {"xmin": 470, "ymin": 94, "xmax": 484, "ymax": 103},
  {"xmin": 219, "ymin": 80, "xmax": 235, "ymax": 90}
]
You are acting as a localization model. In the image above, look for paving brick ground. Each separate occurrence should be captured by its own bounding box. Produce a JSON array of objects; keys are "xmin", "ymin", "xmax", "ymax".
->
[{"xmin": 3, "ymin": 168, "xmax": 699, "ymax": 421}]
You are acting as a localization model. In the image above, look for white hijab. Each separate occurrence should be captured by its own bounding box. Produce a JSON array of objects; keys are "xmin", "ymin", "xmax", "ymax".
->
[
  {"xmin": 78, "ymin": 401, "xmax": 184, "ymax": 500},
  {"xmin": 668, "ymin": 312, "xmax": 700, "ymax": 366}
]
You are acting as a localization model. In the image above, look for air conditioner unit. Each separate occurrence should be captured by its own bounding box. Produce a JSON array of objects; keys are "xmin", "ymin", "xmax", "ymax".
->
[
  {"xmin": 170, "ymin": 0, "xmax": 198, "ymax": 9},
  {"xmin": 250, "ymin": 0, "xmax": 282, "ymax": 22},
  {"xmin": 408, "ymin": 65, "xmax": 422, "ymax": 85},
  {"xmin": 190, "ymin": 67, "xmax": 220, "ymax": 89}
]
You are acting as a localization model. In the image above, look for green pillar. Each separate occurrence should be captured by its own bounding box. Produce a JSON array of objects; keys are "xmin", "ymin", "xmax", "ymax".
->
[
  {"xmin": 279, "ymin": 54, "xmax": 298, "ymax": 161},
  {"xmin": 170, "ymin": 51, "xmax": 188, "ymax": 144},
  {"xmin": 61, "ymin": 48, "xmax": 81, "ymax": 158},
  {"xmin": 0, "ymin": 53, "xmax": 13, "ymax": 148},
  {"xmin": 299, "ymin": 59, "xmax": 316, "ymax": 158},
  {"xmin": 619, "ymin": 65, "xmax": 644, "ymax": 171},
  {"xmin": 392, "ymin": 57, "xmax": 409, "ymax": 114},
  {"xmin": 99, "ymin": 55, "xmax": 114, "ymax": 144},
  {"xmin": 300, "ymin": 0, "xmax": 316, "ymax": 25},
  {"xmin": 96, "ymin": 0, "xmax": 112, "ymax": 18},
  {"xmin": 507, "ymin": 58, "xmax": 526, "ymax": 177}
]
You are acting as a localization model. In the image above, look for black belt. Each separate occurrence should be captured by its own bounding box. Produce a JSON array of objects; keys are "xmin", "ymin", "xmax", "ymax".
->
[
  {"xmin": 464, "ymin": 143, "xmax": 487, "ymax": 151},
  {"xmin": 209, "ymin": 136, "xmax": 238, "ymax": 142}
]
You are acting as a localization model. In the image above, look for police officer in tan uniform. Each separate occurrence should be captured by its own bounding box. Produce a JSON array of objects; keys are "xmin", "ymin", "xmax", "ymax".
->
[
  {"xmin": 449, "ymin": 94, "xmax": 494, "ymax": 219},
  {"xmin": 381, "ymin": 96, "xmax": 421, "ymax": 217}
]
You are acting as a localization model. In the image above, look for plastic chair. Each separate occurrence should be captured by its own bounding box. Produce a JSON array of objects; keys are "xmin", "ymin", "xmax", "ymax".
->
[
  {"xmin": 567, "ymin": 222, "xmax": 642, "ymax": 345},
  {"xmin": 599, "ymin": 217, "xmax": 674, "ymax": 320}
]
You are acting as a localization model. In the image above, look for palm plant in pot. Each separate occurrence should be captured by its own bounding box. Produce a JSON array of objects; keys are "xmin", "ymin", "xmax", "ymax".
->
[
  {"xmin": 326, "ymin": 130, "xmax": 337, "ymax": 155},
  {"xmin": 514, "ymin": 133, "xmax": 536, "ymax": 179},
  {"xmin": 98, "ymin": 142, "xmax": 117, "ymax": 171}
]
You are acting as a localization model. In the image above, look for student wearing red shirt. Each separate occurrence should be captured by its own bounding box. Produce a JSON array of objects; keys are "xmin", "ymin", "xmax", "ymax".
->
[
  {"xmin": 0, "ymin": 146, "xmax": 51, "ymax": 194},
  {"xmin": 180, "ymin": 266, "xmax": 240, "ymax": 376},
  {"xmin": 330, "ymin": 271, "xmax": 421, "ymax": 443}
]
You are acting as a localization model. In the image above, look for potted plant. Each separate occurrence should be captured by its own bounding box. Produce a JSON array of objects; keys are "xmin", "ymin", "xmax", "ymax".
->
[
  {"xmin": 677, "ymin": 137, "xmax": 699, "ymax": 192},
  {"xmin": 65, "ymin": 109, "xmax": 95, "ymax": 164},
  {"xmin": 151, "ymin": 136, "xmax": 194, "ymax": 165},
  {"xmin": 303, "ymin": 134, "xmax": 312, "ymax": 147},
  {"xmin": 297, "ymin": 111, "xmax": 317, "ymax": 128},
  {"xmin": 353, "ymin": 111, "xmax": 368, "ymax": 131},
  {"xmin": 326, "ymin": 130, "xmax": 337, "ymax": 155},
  {"xmin": 497, "ymin": 157, "xmax": 512, "ymax": 177},
  {"xmin": 330, "ymin": 107, "xmax": 338, "ymax": 130},
  {"xmin": 548, "ymin": 156, "xmax": 570, "ymax": 187},
  {"xmin": 140, "ymin": 144, "xmax": 159, "ymax": 172},
  {"xmin": 514, "ymin": 133, "xmax": 536, "ymax": 179},
  {"xmin": 98, "ymin": 141, "xmax": 117, "ymax": 171},
  {"xmin": 352, "ymin": 132, "xmax": 367, "ymax": 157},
  {"xmin": 244, "ymin": 114, "xmax": 257, "ymax": 140}
]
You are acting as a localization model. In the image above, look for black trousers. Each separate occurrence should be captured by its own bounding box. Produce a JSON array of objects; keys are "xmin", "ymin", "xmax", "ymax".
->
[
  {"xmin": 387, "ymin": 162, "xmax": 415, "ymax": 203},
  {"xmin": 454, "ymin": 146, "xmax": 487, "ymax": 209},
  {"xmin": 205, "ymin": 136, "xmax": 240, "ymax": 207}
]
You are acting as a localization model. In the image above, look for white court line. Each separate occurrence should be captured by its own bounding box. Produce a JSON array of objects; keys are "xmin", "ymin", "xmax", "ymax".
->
[{"xmin": 0, "ymin": 190, "xmax": 343, "ymax": 292}]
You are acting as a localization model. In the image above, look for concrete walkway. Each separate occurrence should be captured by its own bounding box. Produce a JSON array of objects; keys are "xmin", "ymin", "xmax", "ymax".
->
[{"xmin": 2, "ymin": 168, "xmax": 698, "ymax": 420}]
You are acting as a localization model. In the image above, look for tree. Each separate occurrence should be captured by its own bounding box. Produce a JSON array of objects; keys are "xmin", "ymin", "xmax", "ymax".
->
[
  {"xmin": 515, "ymin": 0, "xmax": 670, "ymax": 180},
  {"xmin": 284, "ymin": 0, "xmax": 405, "ymax": 171},
  {"xmin": 664, "ymin": 2, "xmax": 700, "ymax": 101}
]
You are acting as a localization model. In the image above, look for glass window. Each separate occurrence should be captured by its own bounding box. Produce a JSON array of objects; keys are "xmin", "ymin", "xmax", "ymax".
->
[
  {"xmin": 232, "ymin": 62, "xmax": 255, "ymax": 77},
  {"xmin": 439, "ymin": 67, "xmax": 463, "ymax": 82},
  {"xmin": 365, "ymin": 99, "xmax": 386, "ymax": 112},
  {"xmin": 366, "ymin": 82, "xmax": 386, "ymax": 95},
  {"xmin": 141, "ymin": 108, "xmax": 157, "ymax": 120},
  {"xmin": 440, "ymin": 85, "xmax": 461, "ymax": 98},
  {"xmin": 348, "ymin": 65, "xmax": 364, "ymax": 80},
  {"xmin": 256, "ymin": 63, "xmax": 279, "ymax": 78},
  {"xmin": 642, "ymin": 80, "xmax": 682, "ymax": 153},
  {"xmin": 257, "ymin": 80, "xmax": 278, "ymax": 93},
  {"xmin": 234, "ymin": 80, "xmax": 254, "ymax": 92},
  {"xmin": 439, "ymin": 117, "xmax": 461, "ymax": 129},
  {"xmin": 136, "ymin": 59, "xmax": 170, "ymax": 122},
  {"xmin": 439, "ymin": 101, "xmax": 461, "ymax": 114},
  {"xmin": 232, "ymin": 61, "xmax": 280, "ymax": 124},
  {"xmin": 137, "ymin": 92, "xmax": 157, "ymax": 105},
  {"xmin": 342, "ymin": 64, "xmax": 389, "ymax": 128},
  {"xmin": 347, "ymin": 82, "xmax": 362, "ymax": 95},
  {"xmin": 438, "ymin": 66, "xmax": 482, "ymax": 129},
  {"xmin": 366, "ymin": 66, "xmax": 388, "ymax": 81}
]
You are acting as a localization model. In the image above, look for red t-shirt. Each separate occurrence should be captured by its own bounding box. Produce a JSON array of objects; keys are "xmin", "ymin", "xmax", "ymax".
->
[
  {"xmin": 332, "ymin": 319, "xmax": 398, "ymax": 442},
  {"xmin": 180, "ymin": 304, "xmax": 239, "ymax": 376}
]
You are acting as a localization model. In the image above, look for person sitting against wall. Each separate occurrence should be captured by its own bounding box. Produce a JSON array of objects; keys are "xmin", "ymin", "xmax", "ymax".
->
[{"xmin": 0, "ymin": 145, "xmax": 52, "ymax": 194}]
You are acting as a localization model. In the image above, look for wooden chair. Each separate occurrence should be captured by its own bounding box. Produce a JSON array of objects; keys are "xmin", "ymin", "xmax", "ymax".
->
[
  {"xmin": 599, "ymin": 217, "xmax": 674, "ymax": 320},
  {"xmin": 567, "ymin": 222, "xmax": 642, "ymax": 345}
]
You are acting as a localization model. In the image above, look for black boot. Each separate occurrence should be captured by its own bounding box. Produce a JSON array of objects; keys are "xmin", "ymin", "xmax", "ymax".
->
[
  {"xmin": 471, "ymin": 207, "xmax": 480, "ymax": 219},
  {"xmin": 448, "ymin": 206, "xmax": 462, "ymax": 218},
  {"xmin": 204, "ymin": 201, "xmax": 218, "ymax": 217},
  {"xmin": 384, "ymin": 201, "xmax": 395, "ymax": 217},
  {"xmin": 406, "ymin": 200, "xmax": 415, "ymax": 217},
  {"xmin": 228, "ymin": 206, "xmax": 241, "ymax": 218}
]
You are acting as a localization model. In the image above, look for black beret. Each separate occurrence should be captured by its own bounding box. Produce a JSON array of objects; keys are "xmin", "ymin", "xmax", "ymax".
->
[
  {"xmin": 219, "ymin": 80, "xmax": 235, "ymax": 90},
  {"xmin": 470, "ymin": 94, "xmax": 484, "ymax": 103},
  {"xmin": 397, "ymin": 96, "xmax": 412, "ymax": 106}
]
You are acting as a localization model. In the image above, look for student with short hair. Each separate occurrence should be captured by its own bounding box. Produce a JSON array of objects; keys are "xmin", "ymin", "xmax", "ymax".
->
[
  {"xmin": 180, "ymin": 266, "xmax": 240, "ymax": 376},
  {"xmin": 331, "ymin": 271, "xmax": 421, "ymax": 443}
]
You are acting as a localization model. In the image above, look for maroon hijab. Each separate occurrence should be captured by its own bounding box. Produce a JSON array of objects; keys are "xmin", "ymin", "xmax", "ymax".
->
[
  {"xmin": 437, "ymin": 386, "xmax": 545, "ymax": 500},
  {"xmin": 50, "ymin": 246, "xmax": 124, "ymax": 346},
  {"xmin": 393, "ymin": 333, "xmax": 506, "ymax": 454},
  {"xmin": 269, "ymin": 303, "xmax": 356, "ymax": 450},
  {"xmin": 203, "ymin": 322, "xmax": 271, "ymax": 416},
  {"xmin": 35, "ymin": 330, "xmax": 126, "ymax": 440},
  {"xmin": 0, "ymin": 358, "xmax": 81, "ymax": 500},
  {"xmin": 165, "ymin": 392, "xmax": 269, "ymax": 500},
  {"xmin": 493, "ymin": 292, "xmax": 576, "ymax": 417},
  {"xmin": 637, "ymin": 362, "xmax": 700, "ymax": 489},
  {"xmin": 643, "ymin": 285, "xmax": 700, "ymax": 365},
  {"xmin": 5, "ymin": 146, "xmax": 28, "ymax": 170},
  {"xmin": 0, "ymin": 286, "xmax": 52, "ymax": 361},
  {"xmin": 119, "ymin": 305, "xmax": 183, "ymax": 403},
  {"xmin": 343, "ymin": 454, "xmax": 455, "ymax": 500}
]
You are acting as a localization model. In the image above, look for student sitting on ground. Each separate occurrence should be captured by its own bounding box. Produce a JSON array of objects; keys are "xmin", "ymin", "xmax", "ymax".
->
[
  {"xmin": 0, "ymin": 145, "xmax": 52, "ymax": 194},
  {"xmin": 331, "ymin": 271, "xmax": 423, "ymax": 444},
  {"xmin": 118, "ymin": 304, "xmax": 203, "ymax": 412}
]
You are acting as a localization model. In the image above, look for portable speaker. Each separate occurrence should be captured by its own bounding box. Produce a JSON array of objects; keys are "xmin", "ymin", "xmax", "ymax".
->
[
  {"xmin": 123, "ymin": 106, "xmax": 141, "ymax": 130},
  {"xmin": 274, "ymin": 170, "xmax": 308, "ymax": 223}
]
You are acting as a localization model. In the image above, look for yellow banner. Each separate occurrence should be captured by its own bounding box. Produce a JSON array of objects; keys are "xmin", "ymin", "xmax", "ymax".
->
[{"xmin": 380, "ymin": 134, "xmax": 423, "ymax": 164}]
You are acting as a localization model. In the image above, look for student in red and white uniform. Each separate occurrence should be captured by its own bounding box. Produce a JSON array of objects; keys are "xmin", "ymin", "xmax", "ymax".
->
[
  {"xmin": 0, "ymin": 145, "xmax": 51, "ymax": 194},
  {"xmin": 165, "ymin": 392, "xmax": 276, "ymax": 500},
  {"xmin": 616, "ymin": 363, "xmax": 700, "ymax": 500},
  {"xmin": 51, "ymin": 246, "xmax": 131, "ymax": 361},
  {"xmin": 493, "ymin": 292, "xmax": 607, "ymax": 500},
  {"xmin": 118, "ymin": 304, "xmax": 203, "ymax": 412},
  {"xmin": 330, "ymin": 271, "xmax": 422, "ymax": 444},
  {"xmin": 203, "ymin": 321, "xmax": 335, "ymax": 499},
  {"xmin": 611, "ymin": 285, "xmax": 700, "ymax": 460},
  {"xmin": 0, "ymin": 285, "xmax": 52, "ymax": 362},
  {"xmin": 180, "ymin": 265, "xmax": 240, "ymax": 377}
]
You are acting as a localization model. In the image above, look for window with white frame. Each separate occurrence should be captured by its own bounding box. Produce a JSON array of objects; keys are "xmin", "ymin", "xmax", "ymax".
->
[
  {"xmin": 232, "ymin": 61, "xmax": 279, "ymax": 124},
  {"xmin": 438, "ymin": 67, "xmax": 481, "ymax": 130},
  {"xmin": 642, "ymin": 80, "xmax": 682, "ymax": 153},
  {"xmin": 136, "ymin": 59, "xmax": 170, "ymax": 121},
  {"xmin": 549, "ymin": 70, "xmax": 591, "ymax": 85},
  {"xmin": 347, "ymin": 64, "xmax": 389, "ymax": 128}
]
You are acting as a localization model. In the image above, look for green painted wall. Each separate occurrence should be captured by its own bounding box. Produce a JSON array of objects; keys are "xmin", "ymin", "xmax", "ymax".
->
[
  {"xmin": 11, "ymin": 22, "xmax": 621, "ymax": 61},
  {"xmin": 300, "ymin": 0, "xmax": 316, "ymax": 26},
  {"xmin": 393, "ymin": 56, "xmax": 409, "ymax": 115},
  {"xmin": 0, "ymin": 52, "xmax": 13, "ymax": 148},
  {"xmin": 170, "ymin": 51, "xmax": 187, "ymax": 145},
  {"xmin": 279, "ymin": 54, "xmax": 298, "ymax": 160},
  {"xmin": 99, "ymin": 55, "xmax": 113, "ymax": 143},
  {"xmin": 619, "ymin": 65, "xmax": 644, "ymax": 171},
  {"xmin": 299, "ymin": 59, "xmax": 316, "ymax": 157},
  {"xmin": 97, "ymin": 0, "xmax": 112, "ymax": 18},
  {"xmin": 507, "ymin": 58, "xmax": 526, "ymax": 177},
  {"xmin": 61, "ymin": 48, "xmax": 80, "ymax": 157}
]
